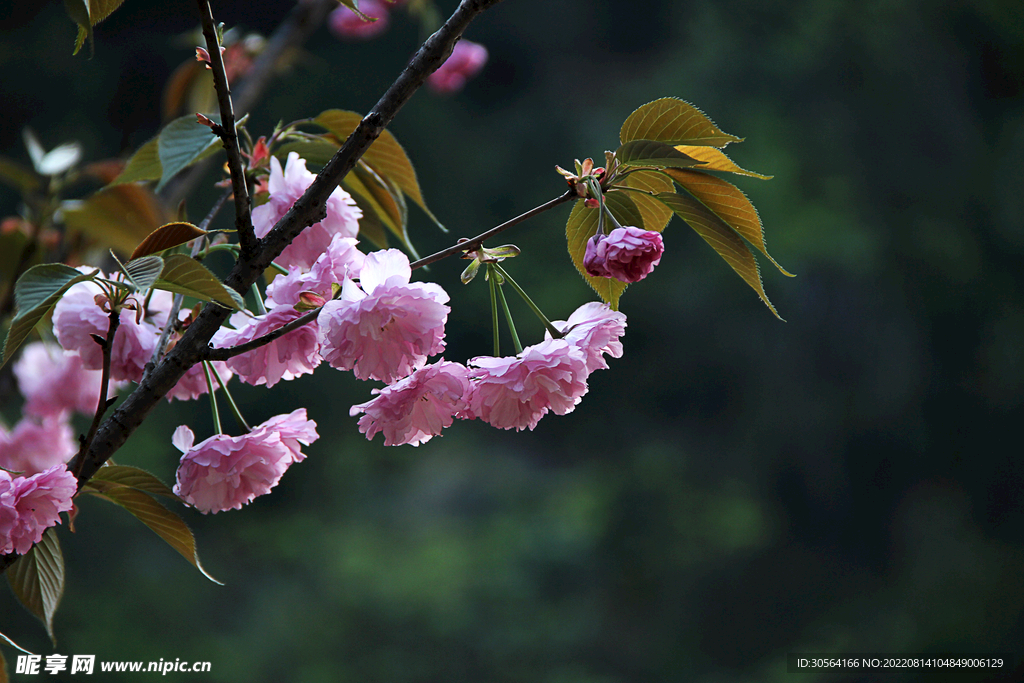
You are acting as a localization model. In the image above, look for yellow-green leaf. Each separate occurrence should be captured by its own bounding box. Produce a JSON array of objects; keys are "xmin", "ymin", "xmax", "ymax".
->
[
  {"xmin": 662, "ymin": 169, "xmax": 792, "ymax": 277},
  {"xmin": 61, "ymin": 184, "xmax": 170, "ymax": 255},
  {"xmin": 620, "ymin": 98, "xmax": 742, "ymax": 148},
  {"xmin": 6, "ymin": 528, "xmax": 64, "ymax": 644},
  {"xmin": 313, "ymin": 110, "xmax": 444, "ymax": 230},
  {"xmin": 110, "ymin": 137, "xmax": 161, "ymax": 185},
  {"xmin": 334, "ymin": 0, "xmax": 375, "ymax": 21},
  {"xmin": 154, "ymin": 254, "xmax": 245, "ymax": 311},
  {"xmin": 618, "ymin": 170, "xmax": 675, "ymax": 233},
  {"xmin": 129, "ymin": 221, "xmax": 208, "ymax": 260},
  {"xmin": 85, "ymin": 482, "xmax": 221, "ymax": 584},
  {"xmin": 565, "ymin": 192, "xmax": 645, "ymax": 310},
  {"xmin": 674, "ymin": 145, "xmax": 773, "ymax": 179},
  {"xmin": 657, "ymin": 191, "xmax": 782, "ymax": 319},
  {"xmin": 617, "ymin": 139, "xmax": 700, "ymax": 169},
  {"xmin": 64, "ymin": 0, "xmax": 128, "ymax": 55},
  {"xmin": 90, "ymin": 465, "xmax": 177, "ymax": 499}
]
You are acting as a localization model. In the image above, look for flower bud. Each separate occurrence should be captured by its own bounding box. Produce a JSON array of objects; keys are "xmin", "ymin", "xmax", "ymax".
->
[{"xmin": 583, "ymin": 226, "xmax": 664, "ymax": 283}]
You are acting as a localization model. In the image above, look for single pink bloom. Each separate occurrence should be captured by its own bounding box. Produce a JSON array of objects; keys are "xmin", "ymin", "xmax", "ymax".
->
[
  {"xmin": 549, "ymin": 302, "xmax": 627, "ymax": 373},
  {"xmin": 466, "ymin": 338, "xmax": 589, "ymax": 431},
  {"xmin": 427, "ymin": 40, "xmax": 488, "ymax": 93},
  {"xmin": 14, "ymin": 341, "xmax": 119, "ymax": 418},
  {"xmin": 172, "ymin": 409, "xmax": 318, "ymax": 514},
  {"xmin": 1, "ymin": 465, "xmax": 77, "ymax": 555},
  {"xmin": 328, "ymin": 0, "xmax": 391, "ymax": 40},
  {"xmin": 0, "ymin": 416, "xmax": 77, "ymax": 476},
  {"xmin": 583, "ymin": 226, "xmax": 664, "ymax": 283},
  {"xmin": 51, "ymin": 275, "xmax": 163, "ymax": 383},
  {"xmin": 318, "ymin": 249, "xmax": 449, "ymax": 383},
  {"xmin": 166, "ymin": 359, "xmax": 234, "ymax": 402},
  {"xmin": 350, "ymin": 360, "xmax": 471, "ymax": 446},
  {"xmin": 252, "ymin": 153, "xmax": 362, "ymax": 269},
  {"xmin": 265, "ymin": 235, "xmax": 365, "ymax": 308},
  {"xmin": 216, "ymin": 307, "xmax": 321, "ymax": 388}
]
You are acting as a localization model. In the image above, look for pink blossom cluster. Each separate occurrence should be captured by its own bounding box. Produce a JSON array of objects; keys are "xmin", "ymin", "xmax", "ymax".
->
[{"xmin": 0, "ymin": 465, "xmax": 77, "ymax": 555}]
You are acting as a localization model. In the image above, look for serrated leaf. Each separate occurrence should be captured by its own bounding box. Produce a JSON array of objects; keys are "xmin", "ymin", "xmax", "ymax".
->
[
  {"xmin": 662, "ymin": 169, "xmax": 792, "ymax": 277},
  {"xmin": 61, "ymin": 184, "xmax": 170, "ymax": 255},
  {"xmin": 110, "ymin": 137, "xmax": 161, "ymax": 185},
  {"xmin": 90, "ymin": 465, "xmax": 177, "ymax": 499},
  {"xmin": 0, "ymin": 156, "xmax": 41, "ymax": 195},
  {"xmin": 129, "ymin": 221, "xmax": 207, "ymax": 260},
  {"xmin": 674, "ymin": 145, "xmax": 772, "ymax": 179},
  {"xmin": 565, "ymin": 193, "xmax": 645, "ymax": 310},
  {"xmin": 1, "ymin": 265, "xmax": 96, "ymax": 368},
  {"xmin": 65, "ymin": 0, "xmax": 128, "ymax": 54},
  {"xmin": 123, "ymin": 255, "xmax": 164, "ymax": 291},
  {"xmin": 313, "ymin": 110, "xmax": 445, "ymax": 231},
  {"xmin": 154, "ymin": 254, "xmax": 244, "ymax": 310},
  {"xmin": 85, "ymin": 483, "xmax": 221, "ymax": 584},
  {"xmin": 657, "ymin": 191, "xmax": 782, "ymax": 319},
  {"xmin": 156, "ymin": 115, "xmax": 221, "ymax": 192},
  {"xmin": 617, "ymin": 139, "xmax": 700, "ymax": 169},
  {"xmin": 6, "ymin": 528, "xmax": 64, "ymax": 644},
  {"xmin": 619, "ymin": 170, "xmax": 675, "ymax": 233},
  {"xmin": 620, "ymin": 98, "xmax": 742, "ymax": 148}
]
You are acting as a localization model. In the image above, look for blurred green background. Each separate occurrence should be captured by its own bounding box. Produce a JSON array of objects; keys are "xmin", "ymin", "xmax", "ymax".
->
[{"xmin": 2, "ymin": 0, "xmax": 1024, "ymax": 681}]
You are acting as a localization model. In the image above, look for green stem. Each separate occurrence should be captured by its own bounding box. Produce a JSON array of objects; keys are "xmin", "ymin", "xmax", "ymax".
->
[
  {"xmin": 202, "ymin": 361, "xmax": 223, "ymax": 435},
  {"xmin": 495, "ymin": 277, "xmax": 522, "ymax": 355},
  {"xmin": 251, "ymin": 282, "xmax": 267, "ymax": 315},
  {"xmin": 488, "ymin": 265, "xmax": 500, "ymax": 357},
  {"xmin": 491, "ymin": 263, "xmax": 563, "ymax": 339},
  {"xmin": 207, "ymin": 361, "xmax": 250, "ymax": 431}
]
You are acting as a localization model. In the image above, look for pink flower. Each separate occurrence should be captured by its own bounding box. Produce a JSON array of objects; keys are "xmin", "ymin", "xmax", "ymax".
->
[
  {"xmin": 172, "ymin": 409, "xmax": 318, "ymax": 514},
  {"xmin": 328, "ymin": 0, "xmax": 391, "ymax": 40},
  {"xmin": 583, "ymin": 226, "xmax": 664, "ymax": 283},
  {"xmin": 350, "ymin": 360, "xmax": 471, "ymax": 446},
  {"xmin": 216, "ymin": 307, "xmax": 321, "ymax": 388},
  {"xmin": 427, "ymin": 40, "xmax": 488, "ymax": 93},
  {"xmin": 0, "ymin": 465, "xmax": 77, "ymax": 555},
  {"xmin": 52, "ymin": 275, "xmax": 163, "ymax": 383},
  {"xmin": 466, "ymin": 338, "xmax": 589, "ymax": 431},
  {"xmin": 252, "ymin": 153, "xmax": 361, "ymax": 269},
  {"xmin": 550, "ymin": 302, "xmax": 627, "ymax": 373},
  {"xmin": 14, "ymin": 341, "xmax": 119, "ymax": 418},
  {"xmin": 166, "ymin": 359, "xmax": 234, "ymax": 402},
  {"xmin": 318, "ymin": 249, "xmax": 449, "ymax": 383},
  {"xmin": 265, "ymin": 235, "xmax": 365, "ymax": 308},
  {"xmin": 0, "ymin": 416, "xmax": 77, "ymax": 476}
]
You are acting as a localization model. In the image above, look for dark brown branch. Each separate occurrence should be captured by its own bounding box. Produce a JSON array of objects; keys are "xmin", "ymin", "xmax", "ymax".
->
[
  {"xmin": 197, "ymin": 0, "xmax": 257, "ymax": 259},
  {"xmin": 71, "ymin": 306, "xmax": 119, "ymax": 482}
]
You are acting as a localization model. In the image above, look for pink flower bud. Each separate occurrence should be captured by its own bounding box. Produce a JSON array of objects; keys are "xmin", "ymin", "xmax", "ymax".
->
[
  {"xmin": 427, "ymin": 40, "xmax": 488, "ymax": 94},
  {"xmin": 328, "ymin": 1, "xmax": 391, "ymax": 40},
  {"xmin": 583, "ymin": 226, "xmax": 664, "ymax": 284}
]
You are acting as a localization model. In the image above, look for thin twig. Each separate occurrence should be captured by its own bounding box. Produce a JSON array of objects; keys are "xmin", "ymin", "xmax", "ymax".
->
[
  {"xmin": 70, "ymin": 306, "xmax": 120, "ymax": 484},
  {"xmin": 197, "ymin": 0, "xmax": 257, "ymax": 259}
]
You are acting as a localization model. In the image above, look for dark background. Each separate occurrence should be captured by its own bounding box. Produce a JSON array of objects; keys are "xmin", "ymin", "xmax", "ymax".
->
[{"xmin": 2, "ymin": 0, "xmax": 1024, "ymax": 681}]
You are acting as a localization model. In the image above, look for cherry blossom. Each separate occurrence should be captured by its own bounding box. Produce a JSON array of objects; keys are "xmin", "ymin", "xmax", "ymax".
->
[
  {"xmin": 217, "ymin": 307, "xmax": 321, "ymax": 388},
  {"xmin": 583, "ymin": 226, "xmax": 664, "ymax": 283},
  {"xmin": 0, "ymin": 465, "xmax": 77, "ymax": 555},
  {"xmin": 427, "ymin": 40, "xmax": 488, "ymax": 93},
  {"xmin": 265, "ymin": 235, "xmax": 365, "ymax": 308},
  {"xmin": 328, "ymin": 0, "xmax": 391, "ymax": 40},
  {"xmin": 0, "ymin": 416, "xmax": 77, "ymax": 476},
  {"xmin": 13, "ymin": 341, "xmax": 116, "ymax": 418},
  {"xmin": 550, "ymin": 302, "xmax": 627, "ymax": 372}
]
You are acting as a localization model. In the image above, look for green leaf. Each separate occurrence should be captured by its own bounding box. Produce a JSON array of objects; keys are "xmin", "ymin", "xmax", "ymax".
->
[
  {"xmin": 156, "ymin": 115, "xmax": 221, "ymax": 192},
  {"xmin": 154, "ymin": 254, "xmax": 245, "ymax": 311},
  {"xmin": 64, "ymin": 0, "xmax": 128, "ymax": 54},
  {"xmin": 334, "ymin": 0, "xmax": 376, "ymax": 21},
  {"xmin": 0, "ymin": 156, "xmax": 41, "ymax": 195},
  {"xmin": 352, "ymin": 163, "xmax": 418, "ymax": 258},
  {"xmin": 565, "ymin": 192, "xmax": 645, "ymax": 310},
  {"xmin": 90, "ymin": 465, "xmax": 177, "ymax": 499},
  {"xmin": 674, "ymin": 145, "xmax": 773, "ymax": 179},
  {"xmin": 129, "ymin": 221, "xmax": 208, "ymax": 260},
  {"xmin": 616, "ymin": 139, "xmax": 700, "ymax": 169},
  {"xmin": 274, "ymin": 138, "xmax": 343, "ymax": 168},
  {"xmin": 84, "ymin": 483, "xmax": 221, "ymax": 584},
  {"xmin": 123, "ymin": 255, "xmax": 165, "ymax": 292},
  {"xmin": 61, "ymin": 184, "xmax": 170, "ymax": 255},
  {"xmin": 347, "ymin": 193, "xmax": 389, "ymax": 249},
  {"xmin": 657, "ymin": 191, "xmax": 782, "ymax": 319},
  {"xmin": 619, "ymin": 98, "xmax": 742, "ymax": 148},
  {"xmin": 110, "ymin": 137, "xmax": 161, "ymax": 185},
  {"xmin": 313, "ymin": 110, "xmax": 445, "ymax": 231},
  {"xmin": 618, "ymin": 170, "xmax": 675, "ymax": 233},
  {"xmin": 6, "ymin": 528, "xmax": 64, "ymax": 644},
  {"xmin": 1, "ymin": 265, "xmax": 97, "ymax": 368},
  {"xmin": 662, "ymin": 169, "xmax": 793, "ymax": 277}
]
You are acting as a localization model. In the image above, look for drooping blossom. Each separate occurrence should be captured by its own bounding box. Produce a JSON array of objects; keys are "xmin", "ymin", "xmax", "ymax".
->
[
  {"xmin": 172, "ymin": 409, "xmax": 318, "ymax": 514},
  {"xmin": 14, "ymin": 341, "xmax": 118, "ymax": 418},
  {"xmin": 216, "ymin": 308, "xmax": 320, "ymax": 388},
  {"xmin": 0, "ymin": 465, "xmax": 77, "ymax": 555},
  {"xmin": 318, "ymin": 249, "xmax": 449, "ymax": 383},
  {"xmin": 466, "ymin": 338, "xmax": 589, "ymax": 431},
  {"xmin": 252, "ymin": 152, "xmax": 362, "ymax": 269},
  {"xmin": 0, "ymin": 416, "xmax": 77, "ymax": 476},
  {"xmin": 428, "ymin": 40, "xmax": 488, "ymax": 93},
  {"xmin": 327, "ymin": 0, "xmax": 391, "ymax": 40},
  {"xmin": 165, "ymin": 359, "xmax": 234, "ymax": 402},
  {"xmin": 265, "ymin": 235, "xmax": 365, "ymax": 308},
  {"xmin": 52, "ymin": 274, "xmax": 165, "ymax": 383},
  {"xmin": 549, "ymin": 302, "xmax": 627, "ymax": 373},
  {"xmin": 350, "ymin": 360, "xmax": 471, "ymax": 446},
  {"xmin": 583, "ymin": 226, "xmax": 664, "ymax": 283}
]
